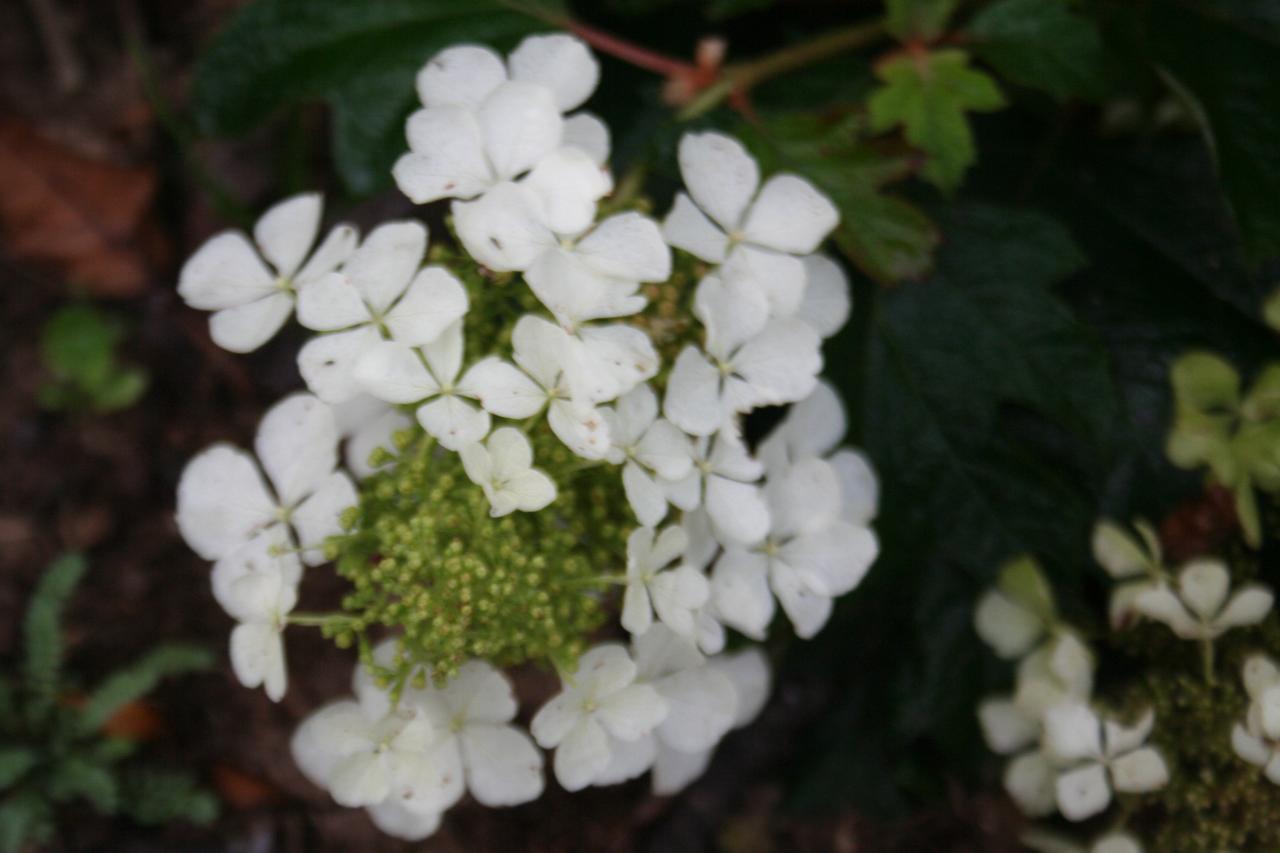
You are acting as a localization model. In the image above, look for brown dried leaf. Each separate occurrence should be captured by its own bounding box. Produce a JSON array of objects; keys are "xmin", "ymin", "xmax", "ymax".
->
[{"xmin": 0, "ymin": 119, "xmax": 162, "ymax": 297}]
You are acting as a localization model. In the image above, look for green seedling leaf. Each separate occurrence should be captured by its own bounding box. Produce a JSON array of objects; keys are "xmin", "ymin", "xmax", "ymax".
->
[
  {"xmin": 78, "ymin": 645, "xmax": 214, "ymax": 735},
  {"xmin": 23, "ymin": 554, "xmax": 86, "ymax": 723}
]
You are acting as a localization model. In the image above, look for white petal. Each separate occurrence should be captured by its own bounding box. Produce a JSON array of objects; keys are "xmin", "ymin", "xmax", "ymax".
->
[
  {"xmin": 741, "ymin": 174, "xmax": 838, "ymax": 255},
  {"xmin": 399, "ymin": 736, "xmax": 465, "ymax": 813},
  {"xmin": 211, "ymin": 525, "xmax": 301, "ymax": 618},
  {"xmin": 712, "ymin": 648, "xmax": 770, "ymax": 728},
  {"xmin": 442, "ymin": 660, "xmax": 518, "ymax": 723},
  {"xmin": 394, "ymin": 107, "xmax": 492, "ymax": 203},
  {"xmin": 1055, "ymin": 762, "xmax": 1111, "ymax": 821},
  {"xmin": 480, "ymin": 81, "xmax": 564, "ymax": 181},
  {"xmin": 382, "ymin": 266, "xmax": 468, "ymax": 346},
  {"xmin": 562, "ymin": 112, "xmax": 611, "ymax": 165},
  {"xmin": 1244, "ymin": 654, "xmax": 1280, "ymax": 698},
  {"xmin": 1092, "ymin": 833, "xmax": 1143, "ymax": 853},
  {"xmin": 353, "ymin": 340, "xmax": 440, "ymax": 404},
  {"xmin": 621, "ymin": 581, "xmax": 654, "ymax": 637},
  {"xmin": 662, "ymin": 192, "xmax": 729, "ymax": 263},
  {"xmin": 499, "ymin": 469, "xmax": 556, "ymax": 515},
  {"xmin": 631, "ymin": 623, "xmax": 705, "ymax": 681},
  {"xmin": 254, "ymin": 192, "xmax": 321, "ymax": 278},
  {"xmin": 711, "ymin": 549, "xmax": 774, "ymax": 639},
  {"xmin": 733, "ymin": 318, "xmax": 822, "ymax": 409},
  {"xmin": 226, "ymin": 568, "xmax": 295, "ymax": 627},
  {"xmin": 296, "ymin": 223, "xmax": 359, "ymax": 284},
  {"xmin": 695, "ymin": 272, "xmax": 771, "ymax": 357},
  {"xmin": 974, "ymin": 591, "xmax": 1043, "ymax": 659},
  {"xmin": 291, "ymin": 700, "xmax": 372, "ymax": 788},
  {"xmin": 530, "ymin": 692, "xmax": 581, "ymax": 749},
  {"xmin": 522, "ymin": 147, "xmax": 612, "ymax": 235},
  {"xmin": 770, "ymin": 561, "xmax": 833, "ymax": 639},
  {"xmin": 458, "ymin": 357, "xmax": 545, "ymax": 418},
  {"xmin": 649, "ymin": 524, "xmax": 689, "ymax": 570},
  {"xmin": 554, "ymin": 719, "xmax": 611, "ymax": 791},
  {"xmin": 366, "ymin": 800, "xmax": 441, "ymax": 842},
  {"xmin": 978, "ymin": 698, "xmax": 1038, "ymax": 755},
  {"xmin": 292, "ymin": 471, "xmax": 357, "ymax": 564},
  {"xmin": 460, "ymin": 723, "xmax": 544, "ymax": 806},
  {"xmin": 596, "ymin": 683, "xmax": 668, "ymax": 741},
  {"xmin": 678, "ymin": 131, "xmax": 759, "ymax": 231},
  {"xmin": 576, "ymin": 643, "xmax": 639, "ymax": 697},
  {"xmin": 1133, "ymin": 585, "xmax": 1200, "ymax": 639},
  {"xmin": 779, "ymin": 380, "xmax": 847, "ymax": 462},
  {"xmin": 830, "ymin": 449, "xmax": 879, "ymax": 525},
  {"xmin": 1232, "ymin": 722, "xmax": 1271, "ymax": 766},
  {"xmin": 177, "ymin": 231, "xmax": 274, "ymax": 310},
  {"xmin": 655, "ymin": 666, "xmax": 736, "ymax": 752},
  {"xmin": 663, "ymin": 346, "xmax": 724, "ymax": 437},
  {"xmin": 508, "ymin": 33, "xmax": 599, "ymax": 111},
  {"xmin": 526, "ymin": 248, "xmax": 630, "ymax": 329},
  {"xmin": 614, "ymin": 383, "xmax": 658, "ymax": 440},
  {"xmin": 176, "ymin": 444, "xmax": 276, "ymax": 560},
  {"xmin": 723, "ymin": 245, "xmax": 808, "ymax": 318},
  {"xmin": 766, "ymin": 457, "xmax": 842, "ymax": 539},
  {"xmin": 1004, "ymin": 751, "xmax": 1057, "ymax": 817},
  {"xmin": 1217, "ymin": 586, "xmax": 1274, "ymax": 630},
  {"xmin": 577, "ymin": 324, "xmax": 659, "ymax": 401},
  {"xmin": 229, "ymin": 622, "xmax": 286, "ymax": 701},
  {"xmin": 1110, "ymin": 746, "xmax": 1168, "ymax": 793},
  {"xmin": 652, "ymin": 742, "xmax": 712, "ymax": 795},
  {"xmin": 706, "ymin": 475, "xmax": 770, "ymax": 547},
  {"xmin": 665, "ymin": 468, "xmax": 703, "ymax": 513},
  {"xmin": 708, "ymin": 430, "xmax": 764, "ymax": 482},
  {"xmin": 578, "ymin": 212, "xmax": 672, "ymax": 282},
  {"xmin": 593, "ymin": 733, "xmax": 656, "ymax": 787},
  {"xmin": 782, "ymin": 522, "xmax": 878, "ymax": 598},
  {"xmin": 416, "ymin": 45, "xmax": 506, "ymax": 108},
  {"xmin": 255, "ymin": 392, "xmax": 339, "ymax": 506},
  {"xmin": 1043, "ymin": 703, "xmax": 1104, "ymax": 762},
  {"xmin": 329, "ymin": 752, "xmax": 389, "ymax": 808},
  {"xmin": 1179, "ymin": 558, "xmax": 1231, "ymax": 619},
  {"xmin": 296, "ymin": 271, "xmax": 369, "ymax": 331},
  {"xmin": 637, "ymin": 419, "xmax": 693, "ymax": 481},
  {"xmin": 417, "ymin": 396, "xmax": 491, "ymax": 450},
  {"xmin": 298, "ymin": 326, "xmax": 384, "ymax": 404},
  {"xmin": 794, "ymin": 254, "xmax": 850, "ymax": 338},
  {"xmin": 209, "ymin": 292, "xmax": 294, "ymax": 353},
  {"xmin": 650, "ymin": 566, "xmax": 710, "ymax": 638},
  {"xmin": 452, "ymin": 182, "xmax": 555, "ymax": 272},
  {"xmin": 486, "ymin": 426, "xmax": 535, "ymax": 477},
  {"xmin": 624, "ymin": 461, "xmax": 669, "ymax": 527},
  {"xmin": 345, "ymin": 221, "xmax": 428, "ymax": 314}
]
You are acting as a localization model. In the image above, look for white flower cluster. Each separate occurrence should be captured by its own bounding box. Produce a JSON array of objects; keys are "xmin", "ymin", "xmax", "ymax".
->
[
  {"xmin": 973, "ymin": 554, "xmax": 1168, "ymax": 827},
  {"xmin": 1232, "ymin": 654, "xmax": 1280, "ymax": 783},
  {"xmin": 172, "ymin": 31, "xmax": 878, "ymax": 841}
]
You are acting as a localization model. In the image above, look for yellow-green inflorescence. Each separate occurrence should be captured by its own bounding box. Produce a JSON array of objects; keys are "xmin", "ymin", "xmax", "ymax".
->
[{"xmin": 328, "ymin": 421, "xmax": 630, "ymax": 692}]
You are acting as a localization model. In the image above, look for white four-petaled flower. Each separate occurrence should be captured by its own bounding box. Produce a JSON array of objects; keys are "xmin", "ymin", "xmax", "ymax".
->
[
  {"xmin": 1042, "ymin": 703, "xmax": 1169, "ymax": 821},
  {"xmin": 1133, "ymin": 558, "xmax": 1273, "ymax": 640},
  {"xmin": 621, "ymin": 526, "xmax": 709, "ymax": 639},
  {"xmin": 459, "ymin": 427, "xmax": 557, "ymax": 516}
]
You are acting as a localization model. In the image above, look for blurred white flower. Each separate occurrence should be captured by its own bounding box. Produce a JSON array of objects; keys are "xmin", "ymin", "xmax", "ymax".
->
[
  {"xmin": 665, "ymin": 430, "xmax": 770, "ymax": 547},
  {"xmin": 1091, "ymin": 519, "xmax": 1167, "ymax": 629},
  {"xmin": 602, "ymin": 385, "xmax": 693, "ymax": 526},
  {"xmin": 176, "ymin": 393, "xmax": 356, "ymax": 566},
  {"xmin": 1231, "ymin": 654, "xmax": 1280, "ymax": 783},
  {"xmin": 177, "ymin": 193, "xmax": 356, "ymax": 352},
  {"xmin": 1134, "ymin": 558, "xmax": 1272, "ymax": 641},
  {"xmin": 973, "ymin": 556, "xmax": 1058, "ymax": 660},
  {"xmin": 296, "ymin": 222, "xmax": 469, "ymax": 404},
  {"xmin": 662, "ymin": 131, "xmax": 838, "ymax": 316},
  {"xmin": 621, "ymin": 526, "xmax": 709, "ymax": 638},
  {"xmin": 460, "ymin": 427, "xmax": 556, "ymax": 517},
  {"xmin": 1042, "ymin": 703, "xmax": 1169, "ymax": 821},
  {"xmin": 530, "ymin": 644, "xmax": 668, "ymax": 791}
]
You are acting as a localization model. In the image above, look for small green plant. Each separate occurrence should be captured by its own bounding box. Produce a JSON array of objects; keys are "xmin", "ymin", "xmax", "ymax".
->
[
  {"xmin": 38, "ymin": 304, "xmax": 148, "ymax": 413},
  {"xmin": 0, "ymin": 555, "xmax": 217, "ymax": 852}
]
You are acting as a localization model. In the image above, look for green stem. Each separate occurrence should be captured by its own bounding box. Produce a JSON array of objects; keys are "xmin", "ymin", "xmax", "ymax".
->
[
  {"xmin": 287, "ymin": 612, "xmax": 351, "ymax": 627},
  {"xmin": 1202, "ymin": 638, "xmax": 1216, "ymax": 685},
  {"xmin": 728, "ymin": 20, "xmax": 886, "ymax": 91}
]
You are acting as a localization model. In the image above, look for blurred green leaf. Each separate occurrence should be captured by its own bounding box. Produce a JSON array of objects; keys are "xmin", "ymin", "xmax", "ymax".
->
[
  {"xmin": 1146, "ymin": 1, "xmax": 1280, "ymax": 261},
  {"xmin": 969, "ymin": 0, "xmax": 1108, "ymax": 101},
  {"xmin": 40, "ymin": 304, "xmax": 148, "ymax": 414},
  {"xmin": 190, "ymin": 0, "xmax": 559, "ymax": 195},
  {"xmin": 23, "ymin": 554, "xmax": 86, "ymax": 723},
  {"xmin": 77, "ymin": 645, "xmax": 213, "ymax": 736},
  {"xmin": 0, "ymin": 748, "xmax": 38, "ymax": 790},
  {"xmin": 46, "ymin": 757, "xmax": 117, "ymax": 813},
  {"xmin": 885, "ymin": 0, "xmax": 958, "ymax": 42},
  {"xmin": 0, "ymin": 788, "xmax": 52, "ymax": 853},
  {"xmin": 121, "ymin": 769, "xmax": 219, "ymax": 826},
  {"xmin": 741, "ymin": 113, "xmax": 940, "ymax": 283},
  {"xmin": 869, "ymin": 48, "xmax": 1005, "ymax": 191}
]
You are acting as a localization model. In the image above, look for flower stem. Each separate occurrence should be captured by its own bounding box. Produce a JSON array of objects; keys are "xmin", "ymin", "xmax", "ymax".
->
[
  {"xmin": 287, "ymin": 612, "xmax": 350, "ymax": 627},
  {"xmin": 567, "ymin": 20, "xmax": 698, "ymax": 77},
  {"xmin": 1202, "ymin": 638, "xmax": 1216, "ymax": 685}
]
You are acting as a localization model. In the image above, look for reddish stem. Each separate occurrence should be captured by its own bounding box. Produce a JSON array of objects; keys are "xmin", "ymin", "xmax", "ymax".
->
[{"xmin": 566, "ymin": 20, "xmax": 699, "ymax": 78}]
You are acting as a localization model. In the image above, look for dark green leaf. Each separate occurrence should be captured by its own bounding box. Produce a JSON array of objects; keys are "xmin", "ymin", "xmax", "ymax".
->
[
  {"xmin": 741, "ymin": 113, "xmax": 940, "ymax": 283},
  {"xmin": 23, "ymin": 554, "xmax": 86, "ymax": 723},
  {"xmin": 1147, "ymin": 1, "xmax": 1280, "ymax": 261},
  {"xmin": 869, "ymin": 48, "xmax": 1006, "ymax": 191},
  {"xmin": 120, "ymin": 769, "xmax": 219, "ymax": 826},
  {"xmin": 886, "ymin": 0, "xmax": 959, "ymax": 42},
  {"xmin": 47, "ymin": 757, "xmax": 118, "ymax": 813},
  {"xmin": 969, "ymin": 0, "xmax": 1108, "ymax": 101},
  {"xmin": 0, "ymin": 788, "xmax": 52, "ymax": 853},
  {"xmin": 77, "ymin": 645, "xmax": 213, "ymax": 735},
  {"xmin": 190, "ymin": 0, "xmax": 559, "ymax": 195},
  {"xmin": 0, "ymin": 748, "xmax": 38, "ymax": 790}
]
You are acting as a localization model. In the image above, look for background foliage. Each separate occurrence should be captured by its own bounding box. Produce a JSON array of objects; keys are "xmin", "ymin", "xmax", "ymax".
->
[{"xmin": 184, "ymin": 0, "xmax": 1280, "ymax": 824}]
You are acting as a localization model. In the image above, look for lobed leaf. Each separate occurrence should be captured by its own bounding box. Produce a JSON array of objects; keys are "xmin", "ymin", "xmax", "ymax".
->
[
  {"xmin": 77, "ymin": 645, "xmax": 214, "ymax": 736},
  {"xmin": 22, "ymin": 554, "xmax": 86, "ymax": 722},
  {"xmin": 969, "ymin": 0, "xmax": 1108, "ymax": 102}
]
